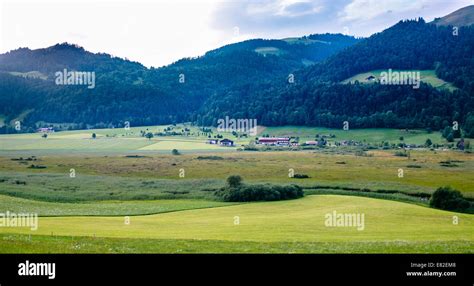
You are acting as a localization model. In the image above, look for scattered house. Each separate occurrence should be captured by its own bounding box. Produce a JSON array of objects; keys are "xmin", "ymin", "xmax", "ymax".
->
[
  {"xmin": 258, "ymin": 137, "xmax": 290, "ymax": 146},
  {"xmin": 37, "ymin": 127, "xmax": 54, "ymax": 133},
  {"xmin": 305, "ymin": 141, "xmax": 318, "ymax": 146},
  {"xmin": 219, "ymin": 138, "xmax": 234, "ymax": 147},
  {"xmin": 366, "ymin": 75, "xmax": 376, "ymax": 81},
  {"xmin": 207, "ymin": 139, "xmax": 219, "ymax": 144}
]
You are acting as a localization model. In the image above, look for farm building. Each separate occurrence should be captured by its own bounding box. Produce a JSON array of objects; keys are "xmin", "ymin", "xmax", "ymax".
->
[
  {"xmin": 258, "ymin": 137, "xmax": 290, "ymax": 146},
  {"xmin": 305, "ymin": 141, "xmax": 318, "ymax": 146},
  {"xmin": 207, "ymin": 139, "xmax": 219, "ymax": 144},
  {"xmin": 37, "ymin": 127, "xmax": 54, "ymax": 133},
  {"xmin": 219, "ymin": 139, "xmax": 234, "ymax": 146}
]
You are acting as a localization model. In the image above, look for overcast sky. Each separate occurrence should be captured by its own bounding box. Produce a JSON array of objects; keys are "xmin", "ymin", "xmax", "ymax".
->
[{"xmin": 0, "ymin": 0, "xmax": 472, "ymax": 67}]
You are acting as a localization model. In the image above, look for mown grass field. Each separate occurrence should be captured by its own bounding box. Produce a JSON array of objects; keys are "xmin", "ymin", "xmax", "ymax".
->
[
  {"xmin": 341, "ymin": 69, "xmax": 457, "ymax": 91},
  {"xmin": 0, "ymin": 194, "xmax": 234, "ymax": 216},
  {"xmin": 0, "ymin": 195, "xmax": 472, "ymax": 253}
]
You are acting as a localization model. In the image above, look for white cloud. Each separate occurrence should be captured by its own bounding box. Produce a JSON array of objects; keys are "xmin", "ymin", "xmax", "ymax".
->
[
  {"xmin": 341, "ymin": 0, "xmax": 428, "ymax": 22},
  {"xmin": 1, "ymin": 0, "xmax": 472, "ymax": 66}
]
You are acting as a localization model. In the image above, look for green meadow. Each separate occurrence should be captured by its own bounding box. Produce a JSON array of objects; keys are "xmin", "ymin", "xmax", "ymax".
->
[
  {"xmin": 0, "ymin": 124, "xmax": 449, "ymax": 155},
  {"xmin": 0, "ymin": 196, "xmax": 472, "ymax": 253},
  {"xmin": 0, "ymin": 125, "xmax": 472, "ymax": 253},
  {"xmin": 341, "ymin": 69, "xmax": 457, "ymax": 92}
]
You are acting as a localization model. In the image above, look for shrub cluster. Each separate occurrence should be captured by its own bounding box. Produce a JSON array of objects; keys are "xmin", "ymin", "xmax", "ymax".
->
[
  {"xmin": 292, "ymin": 174, "xmax": 310, "ymax": 179},
  {"xmin": 215, "ymin": 176, "xmax": 304, "ymax": 202},
  {"xmin": 429, "ymin": 186, "xmax": 471, "ymax": 211}
]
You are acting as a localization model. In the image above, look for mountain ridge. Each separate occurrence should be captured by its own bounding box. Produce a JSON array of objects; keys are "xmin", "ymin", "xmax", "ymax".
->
[{"xmin": 0, "ymin": 6, "xmax": 473, "ymax": 136}]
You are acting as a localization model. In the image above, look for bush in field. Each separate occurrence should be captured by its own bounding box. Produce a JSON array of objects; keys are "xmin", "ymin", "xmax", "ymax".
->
[
  {"xmin": 171, "ymin": 149, "xmax": 180, "ymax": 155},
  {"xmin": 226, "ymin": 175, "xmax": 243, "ymax": 188},
  {"xmin": 292, "ymin": 173, "xmax": 310, "ymax": 179},
  {"xmin": 216, "ymin": 176, "xmax": 304, "ymax": 202},
  {"xmin": 429, "ymin": 186, "xmax": 470, "ymax": 211},
  {"xmin": 145, "ymin": 132, "xmax": 154, "ymax": 140}
]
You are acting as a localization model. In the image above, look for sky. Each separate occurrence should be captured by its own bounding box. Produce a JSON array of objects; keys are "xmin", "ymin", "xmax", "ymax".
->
[{"xmin": 0, "ymin": 0, "xmax": 472, "ymax": 67}]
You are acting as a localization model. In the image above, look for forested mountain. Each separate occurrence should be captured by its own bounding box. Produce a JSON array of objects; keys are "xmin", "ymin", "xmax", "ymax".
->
[
  {"xmin": 198, "ymin": 18, "xmax": 474, "ymax": 135},
  {"xmin": 0, "ymin": 6, "xmax": 473, "ymax": 136},
  {"xmin": 0, "ymin": 34, "xmax": 358, "ymax": 132}
]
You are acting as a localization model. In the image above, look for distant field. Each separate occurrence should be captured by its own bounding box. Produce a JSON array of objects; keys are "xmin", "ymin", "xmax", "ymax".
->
[
  {"xmin": 0, "ymin": 195, "xmax": 472, "ymax": 253},
  {"xmin": 262, "ymin": 126, "xmax": 445, "ymax": 145},
  {"xmin": 341, "ymin": 69, "xmax": 457, "ymax": 91},
  {"xmin": 0, "ymin": 124, "xmax": 248, "ymax": 154},
  {"xmin": 0, "ymin": 125, "xmax": 449, "ymax": 155},
  {"xmin": 8, "ymin": 71, "xmax": 48, "ymax": 80},
  {"xmin": 1, "ymin": 149, "xmax": 472, "ymax": 197},
  {"xmin": 254, "ymin": 47, "xmax": 285, "ymax": 56}
]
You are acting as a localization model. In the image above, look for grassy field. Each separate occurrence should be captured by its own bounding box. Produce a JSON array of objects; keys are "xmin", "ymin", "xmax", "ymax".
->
[
  {"xmin": 0, "ymin": 125, "xmax": 472, "ymax": 253},
  {"xmin": 2, "ymin": 234, "xmax": 472, "ymax": 253},
  {"xmin": 0, "ymin": 194, "xmax": 234, "ymax": 216},
  {"xmin": 0, "ymin": 124, "xmax": 250, "ymax": 154},
  {"xmin": 262, "ymin": 126, "xmax": 445, "ymax": 145},
  {"xmin": 1, "ymin": 149, "xmax": 472, "ymax": 197},
  {"xmin": 341, "ymin": 69, "xmax": 457, "ymax": 91},
  {"xmin": 0, "ymin": 195, "xmax": 472, "ymax": 253},
  {"xmin": 0, "ymin": 124, "xmax": 449, "ymax": 154}
]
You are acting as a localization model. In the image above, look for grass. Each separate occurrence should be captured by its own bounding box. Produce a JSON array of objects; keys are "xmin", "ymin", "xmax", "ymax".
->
[
  {"xmin": 0, "ymin": 172, "xmax": 223, "ymax": 202},
  {"xmin": 0, "ymin": 125, "xmax": 452, "ymax": 156},
  {"xmin": 262, "ymin": 126, "xmax": 445, "ymax": 145},
  {"xmin": 254, "ymin": 47, "xmax": 285, "ymax": 56},
  {"xmin": 0, "ymin": 194, "xmax": 234, "ymax": 216},
  {"xmin": 8, "ymin": 71, "xmax": 48, "ymax": 80},
  {"xmin": 1, "ymin": 234, "xmax": 472, "ymax": 253},
  {"xmin": 0, "ymin": 125, "xmax": 472, "ymax": 253},
  {"xmin": 0, "ymin": 123, "xmax": 250, "ymax": 155},
  {"xmin": 341, "ymin": 69, "xmax": 457, "ymax": 92},
  {"xmin": 0, "ymin": 195, "xmax": 472, "ymax": 253},
  {"xmin": 2, "ymin": 149, "xmax": 471, "ymax": 197}
]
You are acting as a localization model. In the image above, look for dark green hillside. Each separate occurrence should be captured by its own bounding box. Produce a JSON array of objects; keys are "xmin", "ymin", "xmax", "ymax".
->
[
  {"xmin": 198, "ymin": 19, "xmax": 474, "ymax": 134},
  {"xmin": 0, "ymin": 34, "xmax": 359, "ymax": 131}
]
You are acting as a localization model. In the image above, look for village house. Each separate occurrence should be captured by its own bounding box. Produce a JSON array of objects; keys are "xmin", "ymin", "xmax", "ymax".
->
[
  {"xmin": 219, "ymin": 138, "xmax": 234, "ymax": 147},
  {"xmin": 305, "ymin": 141, "xmax": 318, "ymax": 146},
  {"xmin": 37, "ymin": 127, "xmax": 54, "ymax": 133},
  {"xmin": 258, "ymin": 137, "xmax": 290, "ymax": 146}
]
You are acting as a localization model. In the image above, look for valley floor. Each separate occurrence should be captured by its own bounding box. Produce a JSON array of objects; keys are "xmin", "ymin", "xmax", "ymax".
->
[{"xmin": 0, "ymin": 126, "xmax": 472, "ymax": 253}]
